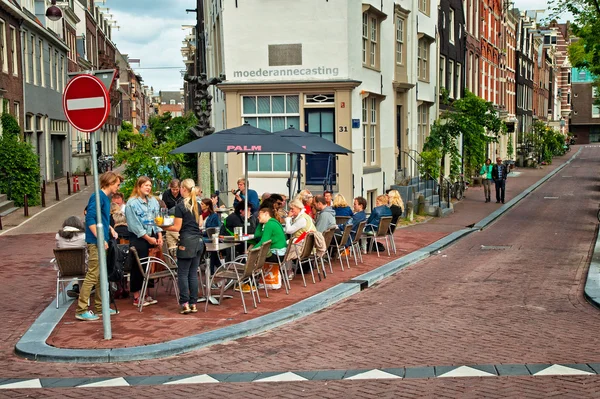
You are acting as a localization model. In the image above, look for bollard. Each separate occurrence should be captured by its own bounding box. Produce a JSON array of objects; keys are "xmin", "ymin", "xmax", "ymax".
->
[
  {"xmin": 41, "ymin": 186, "xmax": 46, "ymax": 207},
  {"xmin": 55, "ymin": 181, "xmax": 60, "ymax": 201},
  {"xmin": 24, "ymin": 194, "xmax": 29, "ymax": 217},
  {"xmin": 84, "ymin": 172, "xmax": 88, "ymax": 186},
  {"xmin": 67, "ymin": 175, "xmax": 71, "ymax": 196},
  {"xmin": 0, "ymin": 215, "xmax": 2, "ymax": 230},
  {"xmin": 42, "ymin": 180, "xmax": 46, "ymax": 194}
]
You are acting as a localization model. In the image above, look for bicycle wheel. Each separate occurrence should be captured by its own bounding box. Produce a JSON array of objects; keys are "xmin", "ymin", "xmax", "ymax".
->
[
  {"xmin": 597, "ymin": 208, "xmax": 600, "ymax": 223},
  {"xmin": 455, "ymin": 183, "xmax": 464, "ymax": 201}
]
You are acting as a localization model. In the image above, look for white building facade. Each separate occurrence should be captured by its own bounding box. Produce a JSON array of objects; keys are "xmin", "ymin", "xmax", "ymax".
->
[{"xmin": 204, "ymin": 0, "xmax": 434, "ymax": 207}]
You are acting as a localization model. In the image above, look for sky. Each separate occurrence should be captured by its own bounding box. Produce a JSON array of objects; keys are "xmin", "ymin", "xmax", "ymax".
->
[{"xmin": 104, "ymin": 0, "xmax": 562, "ymax": 93}]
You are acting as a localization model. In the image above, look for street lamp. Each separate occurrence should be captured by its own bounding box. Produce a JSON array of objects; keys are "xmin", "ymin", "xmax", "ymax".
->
[{"xmin": 46, "ymin": 0, "xmax": 63, "ymax": 21}]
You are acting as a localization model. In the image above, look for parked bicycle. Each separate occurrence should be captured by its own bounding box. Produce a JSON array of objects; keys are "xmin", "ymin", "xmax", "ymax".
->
[{"xmin": 450, "ymin": 175, "xmax": 468, "ymax": 200}]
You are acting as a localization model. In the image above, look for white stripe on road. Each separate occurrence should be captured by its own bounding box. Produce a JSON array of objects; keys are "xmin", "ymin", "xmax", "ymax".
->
[{"xmin": 66, "ymin": 97, "xmax": 105, "ymax": 111}]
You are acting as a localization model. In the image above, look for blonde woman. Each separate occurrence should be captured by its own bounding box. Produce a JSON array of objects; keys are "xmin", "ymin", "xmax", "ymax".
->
[
  {"xmin": 284, "ymin": 199, "xmax": 316, "ymax": 243},
  {"xmin": 387, "ymin": 190, "xmax": 404, "ymax": 228},
  {"xmin": 125, "ymin": 176, "xmax": 162, "ymax": 307},
  {"xmin": 162, "ymin": 179, "xmax": 204, "ymax": 314},
  {"xmin": 332, "ymin": 194, "xmax": 353, "ymax": 217}
]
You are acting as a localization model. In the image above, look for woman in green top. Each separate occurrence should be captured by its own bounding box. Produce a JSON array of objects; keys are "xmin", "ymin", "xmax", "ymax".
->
[
  {"xmin": 254, "ymin": 207, "xmax": 287, "ymax": 262},
  {"xmin": 480, "ymin": 158, "xmax": 493, "ymax": 203}
]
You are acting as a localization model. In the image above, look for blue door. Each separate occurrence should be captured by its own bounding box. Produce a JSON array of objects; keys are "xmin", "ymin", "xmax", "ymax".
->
[{"xmin": 305, "ymin": 109, "xmax": 336, "ymax": 186}]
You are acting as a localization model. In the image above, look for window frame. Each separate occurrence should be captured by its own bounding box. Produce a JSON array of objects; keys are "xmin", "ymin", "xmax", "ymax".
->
[
  {"xmin": 448, "ymin": 60, "xmax": 455, "ymax": 98},
  {"xmin": 0, "ymin": 19, "xmax": 7, "ymax": 74},
  {"xmin": 419, "ymin": 0, "xmax": 430, "ymax": 15},
  {"xmin": 456, "ymin": 62, "xmax": 462, "ymax": 99},
  {"xmin": 449, "ymin": 8, "xmax": 455, "ymax": 44},
  {"xmin": 362, "ymin": 12, "xmax": 381, "ymax": 70},
  {"xmin": 39, "ymin": 39, "xmax": 44, "ymax": 87},
  {"xmin": 439, "ymin": 55, "xmax": 446, "ymax": 92},
  {"xmin": 396, "ymin": 17, "xmax": 404, "ymax": 65},
  {"xmin": 417, "ymin": 38, "xmax": 429, "ymax": 82},
  {"xmin": 9, "ymin": 26, "xmax": 16, "ymax": 76},
  {"xmin": 361, "ymin": 96, "xmax": 379, "ymax": 166}
]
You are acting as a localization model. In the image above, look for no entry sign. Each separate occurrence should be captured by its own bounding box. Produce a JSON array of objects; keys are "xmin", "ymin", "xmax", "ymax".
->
[{"xmin": 63, "ymin": 74, "xmax": 110, "ymax": 132}]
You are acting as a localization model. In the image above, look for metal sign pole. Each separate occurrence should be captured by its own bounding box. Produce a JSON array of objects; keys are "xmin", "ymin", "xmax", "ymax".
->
[{"xmin": 90, "ymin": 130, "xmax": 112, "ymax": 340}]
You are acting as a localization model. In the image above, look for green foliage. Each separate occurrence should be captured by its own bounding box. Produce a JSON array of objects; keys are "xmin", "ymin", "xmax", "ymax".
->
[
  {"xmin": 527, "ymin": 120, "xmax": 566, "ymax": 164},
  {"xmin": 0, "ymin": 114, "xmax": 41, "ymax": 206},
  {"xmin": 507, "ymin": 134, "xmax": 514, "ymax": 159},
  {"xmin": 424, "ymin": 90, "xmax": 505, "ymax": 181},
  {"xmin": 418, "ymin": 149, "xmax": 441, "ymax": 179},
  {"xmin": 117, "ymin": 121, "xmax": 136, "ymax": 150}
]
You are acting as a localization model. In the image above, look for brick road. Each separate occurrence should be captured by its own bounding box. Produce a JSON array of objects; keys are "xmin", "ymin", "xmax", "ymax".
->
[{"xmin": 1, "ymin": 147, "xmax": 600, "ymax": 397}]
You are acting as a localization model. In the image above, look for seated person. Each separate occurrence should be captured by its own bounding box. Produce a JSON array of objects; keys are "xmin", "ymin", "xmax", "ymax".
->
[
  {"xmin": 387, "ymin": 189, "xmax": 404, "ymax": 232},
  {"xmin": 333, "ymin": 194, "xmax": 353, "ymax": 217},
  {"xmin": 253, "ymin": 207, "xmax": 287, "ymax": 262},
  {"xmin": 336, "ymin": 196, "xmax": 367, "ymax": 247},
  {"xmin": 365, "ymin": 195, "xmax": 393, "ymax": 232},
  {"xmin": 56, "ymin": 216, "xmax": 86, "ymax": 249},
  {"xmin": 263, "ymin": 193, "xmax": 286, "ymax": 223},
  {"xmin": 199, "ymin": 198, "xmax": 221, "ymax": 234},
  {"xmin": 112, "ymin": 211, "xmax": 130, "ymax": 242},
  {"xmin": 284, "ymin": 199, "xmax": 317, "ymax": 262},
  {"xmin": 324, "ymin": 190, "xmax": 333, "ymax": 206},
  {"xmin": 220, "ymin": 201, "xmax": 248, "ymax": 257},
  {"xmin": 314, "ymin": 195, "xmax": 336, "ymax": 233},
  {"xmin": 111, "ymin": 192, "xmax": 126, "ymax": 213}
]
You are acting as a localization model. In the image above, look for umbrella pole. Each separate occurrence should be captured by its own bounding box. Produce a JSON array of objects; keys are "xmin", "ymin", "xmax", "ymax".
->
[
  {"xmin": 244, "ymin": 153, "xmax": 249, "ymax": 253},
  {"xmin": 288, "ymin": 153, "xmax": 293, "ymax": 209}
]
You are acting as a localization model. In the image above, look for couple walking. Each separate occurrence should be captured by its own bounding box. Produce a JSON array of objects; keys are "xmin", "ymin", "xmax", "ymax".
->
[{"xmin": 480, "ymin": 157, "xmax": 509, "ymax": 204}]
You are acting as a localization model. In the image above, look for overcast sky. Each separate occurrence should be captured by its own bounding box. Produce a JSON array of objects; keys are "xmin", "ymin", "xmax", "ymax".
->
[{"xmin": 105, "ymin": 0, "xmax": 564, "ymax": 93}]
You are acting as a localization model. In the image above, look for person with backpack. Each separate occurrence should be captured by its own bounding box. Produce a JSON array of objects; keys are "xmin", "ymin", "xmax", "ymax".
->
[
  {"xmin": 162, "ymin": 179, "xmax": 205, "ymax": 314},
  {"xmin": 76, "ymin": 172, "xmax": 121, "ymax": 321}
]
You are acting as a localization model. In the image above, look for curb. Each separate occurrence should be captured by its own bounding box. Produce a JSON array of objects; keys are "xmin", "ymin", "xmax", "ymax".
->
[{"xmin": 14, "ymin": 151, "xmax": 581, "ymax": 363}]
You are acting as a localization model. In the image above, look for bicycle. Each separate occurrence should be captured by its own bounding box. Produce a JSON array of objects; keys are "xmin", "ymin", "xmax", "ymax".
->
[{"xmin": 450, "ymin": 175, "xmax": 467, "ymax": 200}]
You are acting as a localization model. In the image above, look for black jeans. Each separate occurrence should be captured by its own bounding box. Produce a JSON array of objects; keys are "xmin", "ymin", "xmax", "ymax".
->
[{"xmin": 495, "ymin": 179, "xmax": 506, "ymax": 202}]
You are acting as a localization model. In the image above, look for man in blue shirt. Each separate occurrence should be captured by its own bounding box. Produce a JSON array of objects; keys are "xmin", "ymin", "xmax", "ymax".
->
[
  {"xmin": 76, "ymin": 172, "xmax": 120, "ymax": 321},
  {"xmin": 232, "ymin": 177, "xmax": 259, "ymax": 213},
  {"xmin": 491, "ymin": 157, "xmax": 509, "ymax": 204}
]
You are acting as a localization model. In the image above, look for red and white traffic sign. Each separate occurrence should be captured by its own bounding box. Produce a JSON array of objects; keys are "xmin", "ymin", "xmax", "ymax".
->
[{"xmin": 63, "ymin": 74, "xmax": 110, "ymax": 132}]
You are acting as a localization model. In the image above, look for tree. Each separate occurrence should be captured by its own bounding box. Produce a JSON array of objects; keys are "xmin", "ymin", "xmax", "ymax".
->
[
  {"xmin": 0, "ymin": 114, "xmax": 41, "ymax": 206},
  {"xmin": 117, "ymin": 121, "xmax": 135, "ymax": 150},
  {"xmin": 423, "ymin": 90, "xmax": 505, "ymax": 184}
]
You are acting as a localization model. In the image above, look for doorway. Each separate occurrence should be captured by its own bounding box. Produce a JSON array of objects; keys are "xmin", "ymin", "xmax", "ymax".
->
[
  {"xmin": 396, "ymin": 105, "xmax": 402, "ymax": 171},
  {"xmin": 304, "ymin": 109, "xmax": 336, "ymax": 186},
  {"xmin": 52, "ymin": 136, "xmax": 64, "ymax": 180}
]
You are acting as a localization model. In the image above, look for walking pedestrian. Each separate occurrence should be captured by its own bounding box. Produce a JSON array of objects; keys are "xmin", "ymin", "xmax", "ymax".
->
[
  {"xmin": 75, "ymin": 171, "xmax": 120, "ymax": 321},
  {"xmin": 491, "ymin": 157, "xmax": 509, "ymax": 204},
  {"xmin": 480, "ymin": 158, "xmax": 493, "ymax": 203},
  {"xmin": 161, "ymin": 179, "xmax": 204, "ymax": 314}
]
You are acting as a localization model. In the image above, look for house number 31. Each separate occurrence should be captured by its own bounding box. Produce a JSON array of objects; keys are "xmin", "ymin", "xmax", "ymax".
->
[{"xmin": 338, "ymin": 126, "xmax": 348, "ymax": 132}]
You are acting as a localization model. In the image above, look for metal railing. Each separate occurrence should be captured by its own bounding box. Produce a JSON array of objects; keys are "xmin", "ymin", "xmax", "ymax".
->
[{"xmin": 401, "ymin": 151, "xmax": 440, "ymax": 209}]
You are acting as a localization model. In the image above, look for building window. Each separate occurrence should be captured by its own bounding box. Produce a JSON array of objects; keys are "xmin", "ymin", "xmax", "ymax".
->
[
  {"xmin": 10, "ymin": 26, "xmax": 16, "ymax": 76},
  {"xmin": 39, "ymin": 40, "xmax": 44, "ymax": 87},
  {"xmin": 417, "ymin": 104, "xmax": 429, "ymax": 149},
  {"xmin": 0, "ymin": 19, "xmax": 6, "ymax": 73},
  {"xmin": 567, "ymin": 71, "xmax": 571, "ymax": 84},
  {"xmin": 449, "ymin": 8, "xmax": 455, "ymax": 44},
  {"xmin": 439, "ymin": 56, "xmax": 446, "ymax": 92},
  {"xmin": 13, "ymin": 102, "xmax": 19, "ymax": 125},
  {"xmin": 54, "ymin": 50, "xmax": 58, "ymax": 90},
  {"xmin": 362, "ymin": 97, "xmax": 379, "ymax": 166},
  {"xmin": 593, "ymin": 105, "xmax": 600, "ymax": 118},
  {"xmin": 419, "ymin": 0, "xmax": 430, "ymax": 15},
  {"xmin": 60, "ymin": 56, "xmax": 64, "ymax": 92},
  {"xmin": 23, "ymin": 30, "xmax": 29, "ymax": 83},
  {"xmin": 49, "ymin": 46, "xmax": 53, "ymax": 89},
  {"xmin": 362, "ymin": 12, "xmax": 380, "ymax": 69},
  {"xmin": 395, "ymin": 17, "xmax": 404, "ymax": 65},
  {"xmin": 417, "ymin": 38, "xmax": 429, "ymax": 81},
  {"xmin": 242, "ymin": 95, "xmax": 299, "ymax": 172},
  {"xmin": 169, "ymin": 99, "xmax": 176, "ymax": 105},
  {"xmin": 456, "ymin": 62, "xmax": 462, "ymax": 99},
  {"xmin": 31, "ymin": 35, "xmax": 36, "ymax": 85},
  {"xmin": 448, "ymin": 60, "xmax": 455, "ymax": 98}
]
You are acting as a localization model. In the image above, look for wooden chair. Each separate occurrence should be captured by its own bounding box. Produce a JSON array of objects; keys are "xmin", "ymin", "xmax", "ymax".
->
[
  {"xmin": 349, "ymin": 220, "xmax": 367, "ymax": 265},
  {"xmin": 366, "ymin": 216, "xmax": 393, "ymax": 257},
  {"xmin": 129, "ymin": 247, "xmax": 179, "ymax": 312},
  {"xmin": 53, "ymin": 247, "xmax": 87, "ymax": 308},
  {"xmin": 335, "ymin": 216, "xmax": 351, "ymax": 225},
  {"xmin": 206, "ymin": 246, "xmax": 261, "ymax": 314},
  {"xmin": 293, "ymin": 233, "xmax": 317, "ymax": 285},
  {"xmin": 318, "ymin": 227, "xmax": 337, "ymax": 274},
  {"xmin": 275, "ymin": 239, "xmax": 296, "ymax": 294},
  {"xmin": 331, "ymin": 223, "xmax": 352, "ymax": 271}
]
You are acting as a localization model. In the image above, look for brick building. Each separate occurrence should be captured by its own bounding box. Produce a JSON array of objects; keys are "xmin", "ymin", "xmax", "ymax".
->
[{"xmin": 0, "ymin": 0, "xmax": 24, "ymax": 130}]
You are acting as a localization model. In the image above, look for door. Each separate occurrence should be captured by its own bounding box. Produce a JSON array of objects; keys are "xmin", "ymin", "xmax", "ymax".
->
[
  {"xmin": 304, "ymin": 109, "xmax": 336, "ymax": 186},
  {"xmin": 52, "ymin": 136, "xmax": 64, "ymax": 180},
  {"xmin": 396, "ymin": 105, "xmax": 402, "ymax": 171}
]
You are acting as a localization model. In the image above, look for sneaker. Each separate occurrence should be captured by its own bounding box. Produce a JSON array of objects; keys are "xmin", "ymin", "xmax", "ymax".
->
[
  {"xmin": 133, "ymin": 297, "xmax": 151, "ymax": 307},
  {"xmin": 75, "ymin": 310, "xmax": 99, "ymax": 321},
  {"xmin": 180, "ymin": 303, "xmax": 191, "ymax": 314},
  {"xmin": 145, "ymin": 296, "xmax": 158, "ymax": 305},
  {"xmin": 234, "ymin": 283, "xmax": 257, "ymax": 293},
  {"xmin": 189, "ymin": 304, "xmax": 198, "ymax": 313},
  {"xmin": 98, "ymin": 308, "xmax": 119, "ymax": 317}
]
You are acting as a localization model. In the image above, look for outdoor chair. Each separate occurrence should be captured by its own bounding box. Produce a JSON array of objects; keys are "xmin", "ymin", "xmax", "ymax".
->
[
  {"xmin": 205, "ymin": 227, "xmax": 219, "ymax": 238},
  {"xmin": 53, "ymin": 247, "xmax": 87, "ymax": 308},
  {"xmin": 331, "ymin": 223, "xmax": 352, "ymax": 271},
  {"xmin": 129, "ymin": 246, "xmax": 179, "ymax": 312},
  {"xmin": 349, "ymin": 220, "xmax": 367, "ymax": 265},
  {"xmin": 388, "ymin": 222, "xmax": 400, "ymax": 254},
  {"xmin": 293, "ymin": 233, "xmax": 318, "ymax": 285},
  {"xmin": 366, "ymin": 216, "xmax": 393, "ymax": 257},
  {"xmin": 206, "ymin": 246, "xmax": 261, "ymax": 314},
  {"xmin": 317, "ymin": 227, "xmax": 337, "ymax": 274},
  {"xmin": 335, "ymin": 216, "xmax": 351, "ymax": 225},
  {"xmin": 230, "ymin": 240, "xmax": 272, "ymax": 303},
  {"xmin": 275, "ymin": 239, "xmax": 297, "ymax": 294}
]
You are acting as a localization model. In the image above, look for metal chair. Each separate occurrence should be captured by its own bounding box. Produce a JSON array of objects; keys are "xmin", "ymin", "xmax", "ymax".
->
[
  {"xmin": 53, "ymin": 247, "xmax": 87, "ymax": 308},
  {"xmin": 335, "ymin": 216, "xmax": 351, "ymax": 225},
  {"xmin": 129, "ymin": 247, "xmax": 179, "ymax": 312},
  {"xmin": 293, "ymin": 233, "xmax": 317, "ymax": 285},
  {"xmin": 318, "ymin": 227, "xmax": 337, "ymax": 274},
  {"xmin": 332, "ymin": 223, "xmax": 352, "ymax": 271},
  {"xmin": 349, "ymin": 220, "xmax": 367, "ymax": 265},
  {"xmin": 276, "ymin": 239, "xmax": 296, "ymax": 294},
  {"xmin": 206, "ymin": 246, "xmax": 261, "ymax": 314},
  {"xmin": 366, "ymin": 216, "xmax": 393, "ymax": 257},
  {"xmin": 388, "ymin": 222, "xmax": 400, "ymax": 254},
  {"xmin": 205, "ymin": 227, "xmax": 219, "ymax": 238}
]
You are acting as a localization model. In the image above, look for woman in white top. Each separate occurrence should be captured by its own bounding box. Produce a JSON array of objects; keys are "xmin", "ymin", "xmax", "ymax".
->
[{"xmin": 56, "ymin": 216, "xmax": 86, "ymax": 249}]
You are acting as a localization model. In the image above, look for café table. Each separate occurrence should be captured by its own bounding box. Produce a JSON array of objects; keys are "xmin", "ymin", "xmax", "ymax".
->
[{"xmin": 198, "ymin": 241, "xmax": 237, "ymax": 305}]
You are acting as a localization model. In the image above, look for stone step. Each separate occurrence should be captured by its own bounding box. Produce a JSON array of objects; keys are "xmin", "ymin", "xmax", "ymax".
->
[
  {"xmin": 0, "ymin": 194, "xmax": 6, "ymax": 203},
  {"xmin": 0, "ymin": 199, "xmax": 15, "ymax": 214},
  {"xmin": 0, "ymin": 206, "xmax": 18, "ymax": 217}
]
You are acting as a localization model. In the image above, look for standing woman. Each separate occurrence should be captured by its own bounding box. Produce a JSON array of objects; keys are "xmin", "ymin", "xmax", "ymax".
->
[
  {"xmin": 480, "ymin": 158, "xmax": 493, "ymax": 203},
  {"xmin": 125, "ymin": 176, "xmax": 162, "ymax": 307},
  {"xmin": 162, "ymin": 179, "xmax": 204, "ymax": 314}
]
